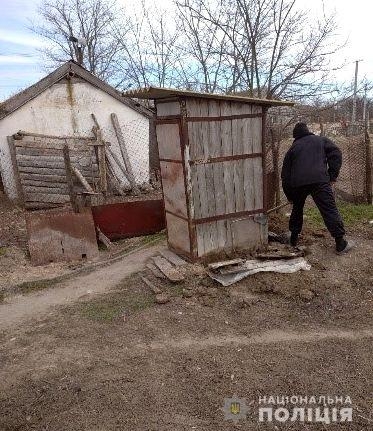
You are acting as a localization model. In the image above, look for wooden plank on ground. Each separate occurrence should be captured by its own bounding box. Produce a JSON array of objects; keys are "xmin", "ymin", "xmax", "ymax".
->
[
  {"xmin": 160, "ymin": 249, "xmax": 187, "ymax": 266},
  {"xmin": 146, "ymin": 263, "xmax": 166, "ymax": 279},
  {"xmin": 152, "ymin": 256, "xmax": 185, "ymax": 282},
  {"xmin": 140, "ymin": 276, "xmax": 163, "ymax": 294}
]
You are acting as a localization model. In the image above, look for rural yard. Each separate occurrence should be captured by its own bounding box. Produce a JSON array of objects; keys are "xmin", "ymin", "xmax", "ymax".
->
[
  {"xmin": 1, "ymin": 1, "xmax": 373, "ymax": 429},
  {"xmin": 0, "ymin": 195, "xmax": 373, "ymax": 430}
]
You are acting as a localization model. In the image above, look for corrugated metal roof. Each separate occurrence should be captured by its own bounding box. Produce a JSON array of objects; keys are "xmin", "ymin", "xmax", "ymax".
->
[{"xmin": 124, "ymin": 86, "xmax": 294, "ymax": 107}]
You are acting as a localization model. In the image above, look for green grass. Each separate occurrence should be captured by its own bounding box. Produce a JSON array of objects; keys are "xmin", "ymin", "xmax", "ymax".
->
[
  {"xmin": 0, "ymin": 247, "xmax": 7, "ymax": 257},
  {"xmin": 305, "ymin": 201, "xmax": 373, "ymax": 227},
  {"xmin": 15, "ymin": 279, "xmax": 53, "ymax": 294},
  {"xmin": 78, "ymin": 290, "xmax": 155, "ymax": 322}
]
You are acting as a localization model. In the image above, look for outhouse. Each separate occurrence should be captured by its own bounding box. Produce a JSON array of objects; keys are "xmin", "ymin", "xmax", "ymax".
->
[{"xmin": 126, "ymin": 88, "xmax": 293, "ymax": 260}]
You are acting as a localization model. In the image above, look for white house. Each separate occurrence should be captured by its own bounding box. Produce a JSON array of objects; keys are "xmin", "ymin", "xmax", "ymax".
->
[{"xmin": 0, "ymin": 61, "xmax": 154, "ymax": 200}]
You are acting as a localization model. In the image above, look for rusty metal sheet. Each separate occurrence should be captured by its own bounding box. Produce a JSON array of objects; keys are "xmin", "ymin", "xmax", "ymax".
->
[
  {"xmin": 26, "ymin": 207, "xmax": 99, "ymax": 265},
  {"xmin": 91, "ymin": 199, "xmax": 165, "ymax": 240},
  {"xmin": 160, "ymin": 161, "xmax": 188, "ymax": 218},
  {"xmin": 166, "ymin": 212, "xmax": 190, "ymax": 255}
]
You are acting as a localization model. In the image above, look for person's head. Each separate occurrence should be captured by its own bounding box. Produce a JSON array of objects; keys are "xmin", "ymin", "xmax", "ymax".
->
[{"xmin": 293, "ymin": 122, "xmax": 310, "ymax": 140}]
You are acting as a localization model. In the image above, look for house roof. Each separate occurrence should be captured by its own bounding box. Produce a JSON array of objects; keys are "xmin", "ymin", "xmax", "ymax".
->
[
  {"xmin": 0, "ymin": 61, "xmax": 153, "ymax": 121},
  {"xmin": 124, "ymin": 86, "xmax": 294, "ymax": 107}
]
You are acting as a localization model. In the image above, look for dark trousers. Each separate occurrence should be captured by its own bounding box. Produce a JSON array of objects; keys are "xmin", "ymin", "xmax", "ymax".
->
[{"xmin": 289, "ymin": 183, "xmax": 345, "ymax": 238}]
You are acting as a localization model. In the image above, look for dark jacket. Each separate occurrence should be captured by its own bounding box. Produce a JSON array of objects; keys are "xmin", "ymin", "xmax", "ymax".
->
[{"xmin": 281, "ymin": 133, "xmax": 342, "ymax": 199}]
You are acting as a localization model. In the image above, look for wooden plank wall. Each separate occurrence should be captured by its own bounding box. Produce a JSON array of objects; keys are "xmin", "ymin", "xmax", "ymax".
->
[
  {"xmin": 11, "ymin": 135, "xmax": 99, "ymax": 209},
  {"xmin": 186, "ymin": 99, "xmax": 264, "ymax": 257}
]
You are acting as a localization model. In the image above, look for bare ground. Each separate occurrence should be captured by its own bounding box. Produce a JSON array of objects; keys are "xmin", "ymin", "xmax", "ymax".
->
[{"xmin": 0, "ymin": 212, "xmax": 373, "ymax": 430}]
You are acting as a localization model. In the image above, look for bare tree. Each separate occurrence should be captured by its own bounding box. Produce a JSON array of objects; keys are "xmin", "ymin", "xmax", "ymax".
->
[
  {"xmin": 175, "ymin": 0, "xmax": 229, "ymax": 92},
  {"xmin": 113, "ymin": 1, "xmax": 181, "ymax": 89},
  {"xmin": 177, "ymin": 0, "xmax": 343, "ymax": 99},
  {"xmin": 32, "ymin": 0, "xmax": 123, "ymax": 82}
]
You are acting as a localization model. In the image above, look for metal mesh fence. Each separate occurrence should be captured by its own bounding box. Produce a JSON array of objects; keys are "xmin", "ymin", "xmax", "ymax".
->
[
  {"xmin": 264, "ymin": 120, "xmax": 373, "ymax": 209},
  {"xmin": 101, "ymin": 117, "xmax": 153, "ymax": 189}
]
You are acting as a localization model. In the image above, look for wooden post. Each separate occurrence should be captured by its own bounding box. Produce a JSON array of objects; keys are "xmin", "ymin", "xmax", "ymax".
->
[
  {"xmin": 72, "ymin": 166, "xmax": 95, "ymax": 193},
  {"xmin": 7, "ymin": 136, "xmax": 25, "ymax": 206},
  {"xmin": 110, "ymin": 113, "xmax": 139, "ymax": 193},
  {"xmin": 96, "ymin": 129, "xmax": 107, "ymax": 193},
  {"xmin": 63, "ymin": 144, "xmax": 77, "ymax": 211}
]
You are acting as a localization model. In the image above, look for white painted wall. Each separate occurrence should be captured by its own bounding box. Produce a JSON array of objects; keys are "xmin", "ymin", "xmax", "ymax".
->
[{"xmin": 0, "ymin": 80, "xmax": 150, "ymax": 199}]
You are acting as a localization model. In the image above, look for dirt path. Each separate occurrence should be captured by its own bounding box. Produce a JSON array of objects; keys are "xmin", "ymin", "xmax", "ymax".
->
[
  {"xmin": 0, "ymin": 243, "xmax": 163, "ymax": 330},
  {"xmin": 140, "ymin": 328, "xmax": 373, "ymax": 351}
]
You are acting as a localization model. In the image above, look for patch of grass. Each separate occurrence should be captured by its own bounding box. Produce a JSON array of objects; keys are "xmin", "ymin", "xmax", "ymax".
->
[
  {"xmin": 0, "ymin": 247, "xmax": 7, "ymax": 257},
  {"xmin": 15, "ymin": 279, "xmax": 52, "ymax": 294},
  {"xmin": 305, "ymin": 201, "xmax": 373, "ymax": 227},
  {"xmin": 140, "ymin": 231, "xmax": 166, "ymax": 245},
  {"xmin": 0, "ymin": 291, "xmax": 4, "ymax": 303},
  {"xmin": 78, "ymin": 291, "xmax": 155, "ymax": 322}
]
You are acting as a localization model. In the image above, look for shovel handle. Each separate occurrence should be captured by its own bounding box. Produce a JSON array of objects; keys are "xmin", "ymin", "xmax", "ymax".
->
[{"xmin": 266, "ymin": 201, "xmax": 291, "ymax": 214}]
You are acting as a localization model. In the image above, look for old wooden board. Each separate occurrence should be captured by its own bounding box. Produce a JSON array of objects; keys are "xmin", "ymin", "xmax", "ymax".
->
[
  {"xmin": 11, "ymin": 133, "xmax": 101, "ymax": 209},
  {"xmin": 160, "ymin": 249, "xmax": 187, "ymax": 266},
  {"xmin": 152, "ymin": 256, "xmax": 185, "ymax": 282},
  {"xmin": 157, "ymin": 123, "xmax": 182, "ymax": 161}
]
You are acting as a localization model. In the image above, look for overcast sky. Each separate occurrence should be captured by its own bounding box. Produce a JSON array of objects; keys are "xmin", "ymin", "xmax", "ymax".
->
[{"xmin": 0, "ymin": 0, "xmax": 371, "ymax": 101}]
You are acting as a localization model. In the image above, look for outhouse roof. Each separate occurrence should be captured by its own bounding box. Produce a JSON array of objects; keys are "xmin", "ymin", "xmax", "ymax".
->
[{"xmin": 124, "ymin": 86, "xmax": 294, "ymax": 107}]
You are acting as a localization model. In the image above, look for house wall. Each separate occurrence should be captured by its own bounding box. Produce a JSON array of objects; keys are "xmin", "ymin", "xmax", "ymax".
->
[{"xmin": 0, "ymin": 78, "xmax": 150, "ymax": 200}]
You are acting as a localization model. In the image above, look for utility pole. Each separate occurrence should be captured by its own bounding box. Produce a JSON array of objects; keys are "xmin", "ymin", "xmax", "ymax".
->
[
  {"xmin": 363, "ymin": 83, "xmax": 368, "ymax": 124},
  {"xmin": 352, "ymin": 59, "xmax": 363, "ymax": 125}
]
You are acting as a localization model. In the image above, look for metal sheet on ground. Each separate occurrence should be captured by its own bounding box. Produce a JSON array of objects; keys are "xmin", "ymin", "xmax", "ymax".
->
[{"xmin": 26, "ymin": 207, "xmax": 99, "ymax": 265}]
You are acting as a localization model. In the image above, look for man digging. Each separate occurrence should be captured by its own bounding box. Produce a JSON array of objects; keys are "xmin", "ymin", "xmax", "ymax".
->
[{"xmin": 281, "ymin": 122, "xmax": 354, "ymax": 254}]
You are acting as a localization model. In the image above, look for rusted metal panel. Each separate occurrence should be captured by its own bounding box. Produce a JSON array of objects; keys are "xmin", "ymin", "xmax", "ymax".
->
[
  {"xmin": 26, "ymin": 207, "xmax": 99, "ymax": 265},
  {"xmin": 166, "ymin": 212, "xmax": 190, "ymax": 254},
  {"xmin": 160, "ymin": 161, "xmax": 188, "ymax": 218},
  {"xmin": 91, "ymin": 199, "xmax": 165, "ymax": 240}
]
